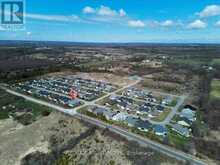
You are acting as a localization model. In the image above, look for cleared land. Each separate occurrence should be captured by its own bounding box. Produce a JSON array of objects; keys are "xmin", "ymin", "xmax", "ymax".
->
[
  {"xmin": 210, "ymin": 79, "xmax": 220, "ymax": 100},
  {"xmin": 0, "ymin": 111, "xmax": 184, "ymax": 165}
]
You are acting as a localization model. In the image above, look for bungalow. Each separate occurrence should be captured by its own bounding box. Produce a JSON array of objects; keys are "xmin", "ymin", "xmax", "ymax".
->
[
  {"xmin": 112, "ymin": 112, "xmax": 128, "ymax": 121},
  {"xmin": 137, "ymin": 105, "xmax": 151, "ymax": 115},
  {"xmin": 162, "ymin": 96, "xmax": 172, "ymax": 105},
  {"xmin": 117, "ymin": 101, "xmax": 129, "ymax": 110},
  {"xmin": 177, "ymin": 117, "xmax": 192, "ymax": 127},
  {"xmin": 103, "ymin": 110, "xmax": 116, "ymax": 120},
  {"xmin": 135, "ymin": 120, "xmax": 152, "ymax": 132},
  {"xmin": 125, "ymin": 116, "xmax": 139, "ymax": 127},
  {"xmin": 180, "ymin": 108, "xmax": 196, "ymax": 122},
  {"xmin": 171, "ymin": 124, "xmax": 190, "ymax": 137},
  {"xmin": 155, "ymin": 105, "xmax": 165, "ymax": 112},
  {"xmin": 68, "ymin": 99, "xmax": 81, "ymax": 107},
  {"xmin": 92, "ymin": 107, "xmax": 106, "ymax": 116},
  {"xmin": 153, "ymin": 125, "xmax": 167, "ymax": 136}
]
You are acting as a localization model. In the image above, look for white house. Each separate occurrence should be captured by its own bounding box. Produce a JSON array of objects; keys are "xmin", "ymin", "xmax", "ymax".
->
[{"xmin": 112, "ymin": 112, "xmax": 128, "ymax": 121}]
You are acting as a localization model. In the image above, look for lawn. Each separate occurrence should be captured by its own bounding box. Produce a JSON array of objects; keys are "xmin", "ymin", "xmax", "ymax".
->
[
  {"xmin": 167, "ymin": 126, "xmax": 190, "ymax": 149},
  {"xmin": 210, "ymin": 79, "xmax": 220, "ymax": 100},
  {"xmin": 168, "ymin": 98, "xmax": 178, "ymax": 107},
  {"xmin": 170, "ymin": 59, "xmax": 209, "ymax": 67},
  {"xmin": 211, "ymin": 58, "xmax": 220, "ymax": 66},
  {"xmin": 168, "ymin": 131, "xmax": 189, "ymax": 149},
  {"xmin": 0, "ymin": 89, "xmax": 52, "ymax": 120},
  {"xmin": 151, "ymin": 108, "xmax": 171, "ymax": 122}
]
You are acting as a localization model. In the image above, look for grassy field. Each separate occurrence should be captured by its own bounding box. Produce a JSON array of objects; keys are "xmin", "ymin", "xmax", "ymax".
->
[
  {"xmin": 210, "ymin": 79, "xmax": 220, "ymax": 100},
  {"xmin": 170, "ymin": 59, "xmax": 209, "ymax": 67},
  {"xmin": 211, "ymin": 58, "xmax": 220, "ymax": 66},
  {"xmin": 0, "ymin": 89, "xmax": 52, "ymax": 120},
  {"xmin": 168, "ymin": 130, "xmax": 189, "ymax": 149}
]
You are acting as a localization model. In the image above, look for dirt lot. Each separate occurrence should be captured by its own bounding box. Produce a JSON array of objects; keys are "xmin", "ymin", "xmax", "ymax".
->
[
  {"xmin": 44, "ymin": 72, "xmax": 135, "ymax": 87},
  {"xmin": 76, "ymin": 72, "xmax": 135, "ymax": 87}
]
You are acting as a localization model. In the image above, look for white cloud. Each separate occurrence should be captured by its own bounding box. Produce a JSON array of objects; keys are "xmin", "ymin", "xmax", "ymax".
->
[
  {"xmin": 160, "ymin": 20, "xmax": 174, "ymax": 27},
  {"xmin": 97, "ymin": 5, "xmax": 117, "ymax": 16},
  {"xmin": 82, "ymin": 5, "xmax": 127, "ymax": 18},
  {"xmin": 119, "ymin": 9, "xmax": 126, "ymax": 17},
  {"xmin": 198, "ymin": 5, "xmax": 220, "ymax": 18},
  {"xmin": 26, "ymin": 31, "xmax": 32, "ymax": 36},
  {"xmin": 187, "ymin": 20, "xmax": 207, "ymax": 29},
  {"xmin": 83, "ymin": 6, "xmax": 95, "ymax": 14},
  {"xmin": 128, "ymin": 20, "xmax": 145, "ymax": 28},
  {"xmin": 26, "ymin": 13, "xmax": 80, "ymax": 22},
  {"xmin": 216, "ymin": 20, "xmax": 220, "ymax": 27}
]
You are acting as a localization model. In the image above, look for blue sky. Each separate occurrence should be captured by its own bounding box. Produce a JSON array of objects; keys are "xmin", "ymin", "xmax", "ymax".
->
[{"xmin": 1, "ymin": 0, "xmax": 220, "ymax": 43}]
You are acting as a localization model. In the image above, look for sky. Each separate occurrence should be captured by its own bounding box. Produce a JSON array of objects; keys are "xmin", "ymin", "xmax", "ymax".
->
[{"xmin": 0, "ymin": 0, "xmax": 220, "ymax": 43}]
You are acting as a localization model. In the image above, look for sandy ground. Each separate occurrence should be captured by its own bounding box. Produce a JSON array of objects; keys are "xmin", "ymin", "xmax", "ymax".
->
[{"xmin": 0, "ymin": 112, "xmax": 87, "ymax": 165}]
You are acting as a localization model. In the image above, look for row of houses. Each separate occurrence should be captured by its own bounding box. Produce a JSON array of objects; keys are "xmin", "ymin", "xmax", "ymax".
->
[
  {"xmin": 23, "ymin": 78, "xmax": 104, "ymax": 101},
  {"xmin": 87, "ymin": 106, "xmax": 168, "ymax": 136},
  {"xmin": 14, "ymin": 84, "xmax": 82, "ymax": 108},
  {"xmin": 122, "ymin": 87, "xmax": 174, "ymax": 106},
  {"xmin": 37, "ymin": 90, "xmax": 82, "ymax": 108},
  {"xmin": 122, "ymin": 87, "xmax": 157, "ymax": 103},
  {"xmin": 108, "ymin": 95, "xmax": 166, "ymax": 118},
  {"xmin": 170, "ymin": 105, "xmax": 197, "ymax": 137}
]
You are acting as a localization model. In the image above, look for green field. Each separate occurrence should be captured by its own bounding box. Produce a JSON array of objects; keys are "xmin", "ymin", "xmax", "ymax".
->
[
  {"xmin": 210, "ymin": 79, "xmax": 220, "ymax": 100},
  {"xmin": 0, "ymin": 89, "xmax": 52, "ymax": 120},
  {"xmin": 170, "ymin": 59, "xmax": 209, "ymax": 67},
  {"xmin": 211, "ymin": 58, "xmax": 220, "ymax": 66}
]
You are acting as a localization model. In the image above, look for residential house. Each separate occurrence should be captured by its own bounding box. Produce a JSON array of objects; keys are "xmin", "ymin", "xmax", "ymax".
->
[
  {"xmin": 171, "ymin": 124, "xmax": 190, "ymax": 137},
  {"xmin": 92, "ymin": 107, "xmax": 106, "ymax": 116},
  {"xmin": 125, "ymin": 116, "xmax": 139, "ymax": 127},
  {"xmin": 155, "ymin": 105, "xmax": 165, "ymax": 112},
  {"xmin": 68, "ymin": 99, "xmax": 81, "ymax": 107},
  {"xmin": 180, "ymin": 108, "xmax": 196, "ymax": 122},
  {"xmin": 162, "ymin": 96, "xmax": 172, "ymax": 105},
  {"xmin": 135, "ymin": 120, "xmax": 152, "ymax": 132},
  {"xmin": 153, "ymin": 125, "xmax": 167, "ymax": 136},
  {"xmin": 103, "ymin": 110, "xmax": 116, "ymax": 120},
  {"xmin": 137, "ymin": 105, "xmax": 151, "ymax": 115},
  {"xmin": 112, "ymin": 112, "xmax": 128, "ymax": 121},
  {"xmin": 177, "ymin": 117, "xmax": 192, "ymax": 127}
]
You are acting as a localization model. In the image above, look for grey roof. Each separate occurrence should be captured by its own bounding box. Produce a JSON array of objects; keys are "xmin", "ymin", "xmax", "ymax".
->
[
  {"xmin": 125, "ymin": 116, "xmax": 139, "ymax": 126},
  {"xmin": 93, "ymin": 107, "xmax": 106, "ymax": 115},
  {"xmin": 180, "ymin": 110, "xmax": 195, "ymax": 121},
  {"xmin": 103, "ymin": 110, "xmax": 115, "ymax": 118},
  {"xmin": 171, "ymin": 124, "xmax": 189, "ymax": 136},
  {"xmin": 135, "ymin": 120, "xmax": 152, "ymax": 130}
]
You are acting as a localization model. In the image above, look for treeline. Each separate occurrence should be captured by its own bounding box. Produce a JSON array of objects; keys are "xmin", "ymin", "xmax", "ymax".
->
[{"xmin": 0, "ymin": 65, "xmax": 73, "ymax": 83}]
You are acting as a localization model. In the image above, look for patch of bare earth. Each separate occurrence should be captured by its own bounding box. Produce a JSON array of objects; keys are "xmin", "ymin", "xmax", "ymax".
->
[
  {"xmin": 0, "ymin": 112, "xmax": 87, "ymax": 165},
  {"xmin": 76, "ymin": 72, "xmax": 135, "ymax": 87}
]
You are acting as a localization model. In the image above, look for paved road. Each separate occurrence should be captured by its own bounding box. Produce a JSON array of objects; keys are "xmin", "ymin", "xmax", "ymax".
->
[
  {"xmin": 162, "ymin": 95, "xmax": 187, "ymax": 125},
  {"xmin": 1, "ymin": 86, "xmax": 206, "ymax": 165},
  {"xmin": 1, "ymin": 88, "xmax": 77, "ymax": 116},
  {"xmin": 75, "ymin": 113, "xmax": 206, "ymax": 165}
]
